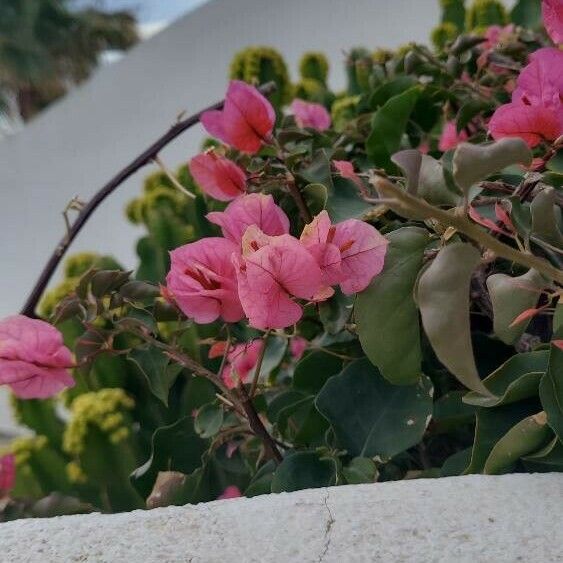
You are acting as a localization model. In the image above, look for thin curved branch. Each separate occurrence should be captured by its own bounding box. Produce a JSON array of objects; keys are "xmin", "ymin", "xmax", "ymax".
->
[{"xmin": 20, "ymin": 82, "xmax": 277, "ymax": 318}]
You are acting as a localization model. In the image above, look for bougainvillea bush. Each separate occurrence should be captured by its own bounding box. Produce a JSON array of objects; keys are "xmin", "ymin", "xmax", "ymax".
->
[{"xmin": 1, "ymin": 0, "xmax": 562, "ymax": 519}]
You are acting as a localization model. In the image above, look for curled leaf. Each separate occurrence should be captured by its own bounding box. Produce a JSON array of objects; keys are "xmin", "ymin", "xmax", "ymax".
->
[{"xmin": 417, "ymin": 243, "xmax": 490, "ymax": 394}]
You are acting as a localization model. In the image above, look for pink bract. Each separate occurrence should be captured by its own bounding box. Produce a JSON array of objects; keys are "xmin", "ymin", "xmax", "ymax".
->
[
  {"xmin": 489, "ymin": 47, "xmax": 563, "ymax": 147},
  {"xmin": 0, "ymin": 315, "xmax": 74, "ymax": 399},
  {"xmin": 219, "ymin": 339, "xmax": 263, "ymax": 389},
  {"xmin": 166, "ymin": 238, "xmax": 244, "ymax": 324},
  {"xmin": 332, "ymin": 160, "xmax": 363, "ymax": 189},
  {"xmin": 439, "ymin": 121, "xmax": 469, "ymax": 152},
  {"xmin": 235, "ymin": 227, "xmax": 323, "ymax": 329},
  {"xmin": 200, "ymin": 81, "xmax": 276, "ymax": 154},
  {"xmin": 488, "ymin": 102, "xmax": 563, "ymax": 147},
  {"xmin": 218, "ymin": 485, "xmax": 242, "ymax": 500},
  {"xmin": 289, "ymin": 336, "xmax": 308, "ymax": 360},
  {"xmin": 0, "ymin": 454, "xmax": 15, "ymax": 494},
  {"xmin": 300, "ymin": 211, "xmax": 388, "ymax": 295},
  {"xmin": 206, "ymin": 194, "xmax": 290, "ymax": 244},
  {"xmin": 543, "ymin": 0, "xmax": 563, "ymax": 44},
  {"xmin": 189, "ymin": 152, "xmax": 246, "ymax": 201},
  {"xmin": 290, "ymin": 99, "xmax": 331, "ymax": 131}
]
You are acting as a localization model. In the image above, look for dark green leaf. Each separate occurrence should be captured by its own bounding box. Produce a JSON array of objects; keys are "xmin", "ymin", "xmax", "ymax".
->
[
  {"xmin": 128, "ymin": 347, "xmax": 179, "ymax": 406},
  {"xmin": 316, "ymin": 358, "xmax": 433, "ymax": 459},
  {"xmin": 194, "ymin": 403, "xmax": 224, "ymax": 439},
  {"xmin": 486, "ymin": 269, "xmax": 546, "ymax": 344},
  {"xmin": 539, "ymin": 343, "xmax": 563, "ymax": 442},
  {"xmin": 366, "ymin": 87, "xmax": 421, "ymax": 170},
  {"xmin": 271, "ymin": 451, "xmax": 337, "ymax": 493},
  {"xmin": 357, "ymin": 227, "xmax": 429, "ymax": 385},
  {"xmin": 484, "ymin": 411, "xmax": 552, "ymax": 475},
  {"xmin": 530, "ymin": 187, "xmax": 563, "ymax": 249},
  {"xmin": 293, "ymin": 351, "xmax": 342, "ymax": 394},
  {"xmin": 342, "ymin": 457, "xmax": 378, "ymax": 484},
  {"xmin": 464, "ymin": 351, "xmax": 548, "ymax": 408}
]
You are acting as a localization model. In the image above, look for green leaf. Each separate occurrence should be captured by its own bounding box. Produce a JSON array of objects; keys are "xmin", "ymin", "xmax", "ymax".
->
[
  {"xmin": 245, "ymin": 461, "xmax": 276, "ymax": 497},
  {"xmin": 130, "ymin": 416, "xmax": 207, "ymax": 499},
  {"xmin": 392, "ymin": 150, "xmax": 459, "ymax": 206},
  {"xmin": 90, "ymin": 270, "xmax": 131, "ymax": 298},
  {"xmin": 486, "ymin": 269, "xmax": 546, "ymax": 344},
  {"xmin": 251, "ymin": 335, "xmax": 287, "ymax": 383},
  {"xmin": 530, "ymin": 187, "xmax": 563, "ymax": 249},
  {"xmin": 302, "ymin": 183, "xmax": 328, "ymax": 216},
  {"xmin": 433, "ymin": 391, "xmax": 476, "ymax": 432},
  {"xmin": 456, "ymin": 99, "xmax": 494, "ymax": 133},
  {"xmin": 554, "ymin": 301, "xmax": 563, "ymax": 336},
  {"xmin": 316, "ymin": 358, "xmax": 433, "ymax": 459},
  {"xmin": 522, "ymin": 437, "xmax": 563, "ymax": 472},
  {"xmin": 271, "ymin": 451, "xmax": 337, "ymax": 493},
  {"xmin": 465, "ymin": 401, "xmax": 539, "ymax": 474},
  {"xmin": 452, "ymin": 138, "xmax": 532, "ymax": 193},
  {"xmin": 366, "ymin": 87, "xmax": 421, "ymax": 170},
  {"xmin": 441, "ymin": 448, "xmax": 472, "ymax": 477},
  {"xmin": 329, "ymin": 176, "xmax": 371, "ymax": 222},
  {"xmin": 483, "ymin": 412, "xmax": 552, "ymax": 475},
  {"xmin": 417, "ymin": 242, "xmax": 489, "ymax": 394},
  {"xmin": 128, "ymin": 347, "xmax": 179, "ymax": 406},
  {"xmin": 194, "ymin": 403, "xmax": 224, "ymax": 439},
  {"xmin": 356, "ymin": 227, "xmax": 429, "ymax": 385},
  {"xmin": 510, "ymin": 0, "xmax": 542, "ymax": 28},
  {"xmin": 297, "ymin": 150, "xmax": 369, "ymax": 221},
  {"xmin": 539, "ymin": 343, "xmax": 563, "ymax": 442},
  {"xmin": 369, "ymin": 77, "xmax": 417, "ymax": 109},
  {"xmin": 463, "ymin": 351, "xmax": 548, "ymax": 407},
  {"xmin": 342, "ymin": 457, "xmax": 378, "ymax": 484},
  {"xmin": 293, "ymin": 351, "xmax": 342, "ymax": 394},
  {"xmin": 318, "ymin": 289, "xmax": 354, "ymax": 334}
]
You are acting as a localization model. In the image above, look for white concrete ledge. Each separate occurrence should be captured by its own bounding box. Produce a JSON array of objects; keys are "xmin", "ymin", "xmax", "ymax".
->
[{"xmin": 1, "ymin": 474, "xmax": 562, "ymax": 562}]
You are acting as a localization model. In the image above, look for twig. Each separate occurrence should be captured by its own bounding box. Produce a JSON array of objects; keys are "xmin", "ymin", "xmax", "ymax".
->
[
  {"xmin": 373, "ymin": 175, "xmax": 563, "ymax": 285},
  {"xmin": 152, "ymin": 155, "xmax": 196, "ymax": 199},
  {"xmin": 237, "ymin": 384, "xmax": 283, "ymax": 463},
  {"xmin": 20, "ymin": 82, "xmax": 277, "ymax": 318},
  {"xmin": 250, "ymin": 331, "xmax": 270, "ymax": 397}
]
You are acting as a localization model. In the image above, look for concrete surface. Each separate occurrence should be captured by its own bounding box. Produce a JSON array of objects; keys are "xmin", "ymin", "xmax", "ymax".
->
[{"xmin": 0, "ymin": 473, "xmax": 561, "ymax": 562}]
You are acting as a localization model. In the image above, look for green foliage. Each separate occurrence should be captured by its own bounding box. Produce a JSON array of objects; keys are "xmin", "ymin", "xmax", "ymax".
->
[
  {"xmin": 431, "ymin": 23, "xmax": 459, "ymax": 50},
  {"xmin": 5, "ymin": 5, "xmax": 563, "ymax": 520},
  {"xmin": 299, "ymin": 52, "xmax": 329, "ymax": 84},
  {"xmin": 466, "ymin": 0, "xmax": 508, "ymax": 30},
  {"xmin": 229, "ymin": 46, "xmax": 291, "ymax": 107},
  {"xmin": 440, "ymin": 0, "xmax": 466, "ymax": 29}
]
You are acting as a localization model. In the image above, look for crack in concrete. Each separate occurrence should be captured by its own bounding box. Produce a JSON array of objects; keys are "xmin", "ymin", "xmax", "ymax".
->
[{"xmin": 318, "ymin": 490, "xmax": 335, "ymax": 562}]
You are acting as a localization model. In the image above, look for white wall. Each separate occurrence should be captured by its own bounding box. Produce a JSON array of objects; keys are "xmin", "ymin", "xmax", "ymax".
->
[{"xmin": 0, "ymin": 0, "xmax": 439, "ymax": 431}]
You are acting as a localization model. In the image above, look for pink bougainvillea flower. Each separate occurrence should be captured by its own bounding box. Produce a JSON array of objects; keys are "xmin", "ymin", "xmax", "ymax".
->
[
  {"xmin": 553, "ymin": 339, "xmax": 563, "ymax": 350},
  {"xmin": 513, "ymin": 48, "xmax": 563, "ymax": 108},
  {"xmin": 300, "ymin": 211, "xmax": 388, "ymax": 295},
  {"xmin": 234, "ymin": 227, "xmax": 323, "ymax": 329},
  {"xmin": 289, "ymin": 336, "xmax": 308, "ymax": 360},
  {"xmin": 489, "ymin": 47, "xmax": 563, "ymax": 147},
  {"xmin": 543, "ymin": 0, "xmax": 563, "ymax": 44},
  {"xmin": 189, "ymin": 152, "xmax": 246, "ymax": 201},
  {"xmin": 166, "ymin": 238, "xmax": 244, "ymax": 324},
  {"xmin": 438, "ymin": 120, "xmax": 469, "ymax": 151},
  {"xmin": 488, "ymin": 102, "xmax": 563, "ymax": 147},
  {"xmin": 332, "ymin": 160, "xmax": 363, "ymax": 189},
  {"xmin": 206, "ymin": 194, "xmax": 290, "ymax": 244},
  {"xmin": 482, "ymin": 24, "xmax": 515, "ymax": 50},
  {"xmin": 217, "ymin": 339, "xmax": 263, "ymax": 389},
  {"xmin": 200, "ymin": 80, "xmax": 275, "ymax": 154},
  {"xmin": 0, "ymin": 454, "xmax": 15, "ymax": 495},
  {"xmin": 0, "ymin": 315, "xmax": 74, "ymax": 399},
  {"xmin": 290, "ymin": 99, "xmax": 331, "ymax": 131},
  {"xmin": 218, "ymin": 485, "xmax": 242, "ymax": 500}
]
